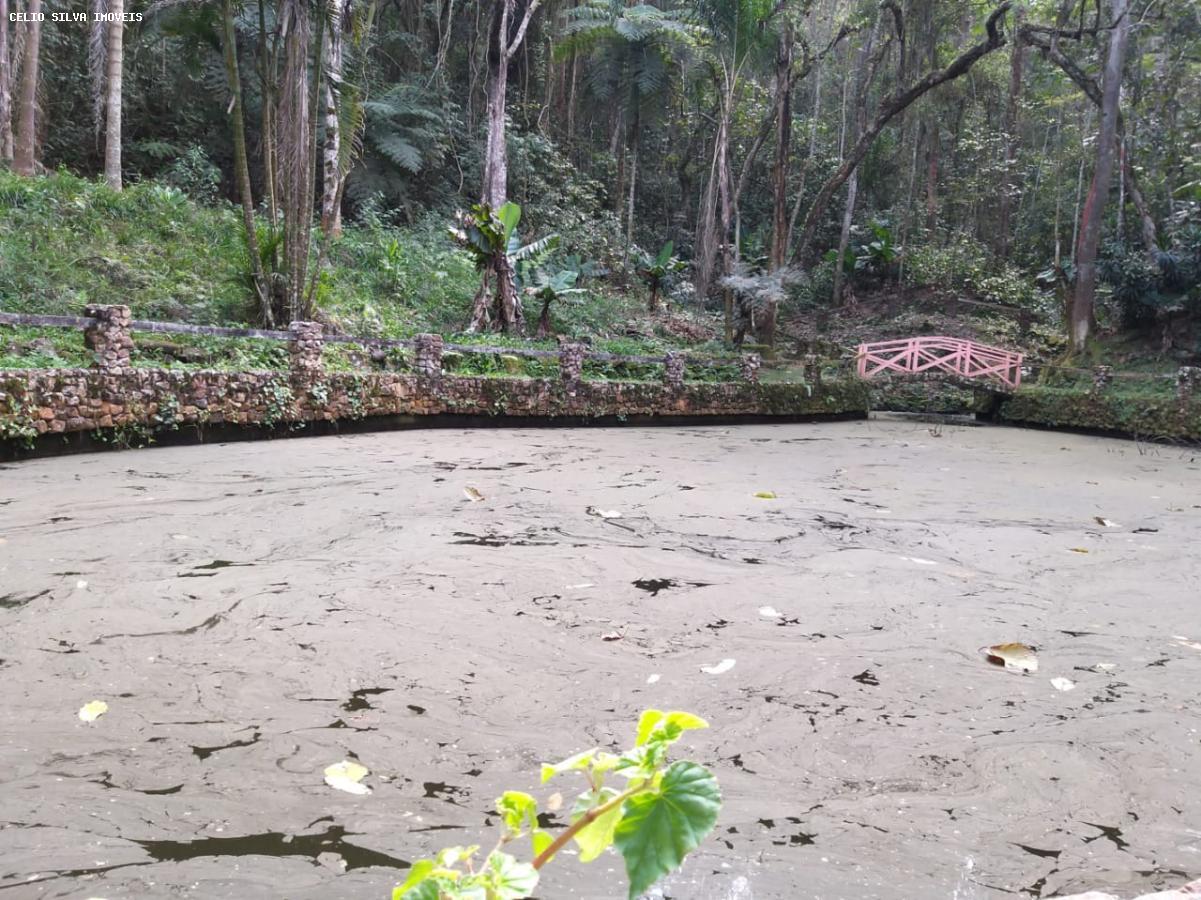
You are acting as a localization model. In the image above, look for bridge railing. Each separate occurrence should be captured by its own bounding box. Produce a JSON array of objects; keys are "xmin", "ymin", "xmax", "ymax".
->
[{"xmin": 855, "ymin": 336, "xmax": 1024, "ymax": 390}]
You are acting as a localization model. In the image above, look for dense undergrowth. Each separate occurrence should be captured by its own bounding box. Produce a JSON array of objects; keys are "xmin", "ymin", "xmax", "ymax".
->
[{"xmin": 0, "ymin": 171, "xmax": 727, "ymax": 371}]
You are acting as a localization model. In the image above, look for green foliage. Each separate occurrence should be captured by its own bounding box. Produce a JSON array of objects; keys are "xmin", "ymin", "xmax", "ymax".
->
[
  {"xmin": 904, "ymin": 237, "xmax": 1043, "ymax": 310},
  {"xmin": 1000, "ymin": 383, "xmax": 1201, "ymax": 441},
  {"xmin": 161, "ymin": 146, "xmax": 223, "ymax": 203},
  {"xmin": 1098, "ymin": 232, "xmax": 1201, "ymax": 329},
  {"xmin": 393, "ymin": 710, "xmax": 720, "ymax": 900}
]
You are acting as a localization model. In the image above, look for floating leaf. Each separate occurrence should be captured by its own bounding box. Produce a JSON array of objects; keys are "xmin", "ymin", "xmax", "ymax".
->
[
  {"xmin": 753, "ymin": 491, "xmax": 777, "ymax": 499},
  {"xmin": 900, "ymin": 556, "xmax": 938, "ymax": 566},
  {"xmin": 1068, "ymin": 547, "xmax": 1090, "ymax": 554},
  {"xmin": 601, "ymin": 629, "xmax": 625, "ymax": 642},
  {"xmin": 646, "ymin": 674, "xmax": 660, "ymax": 684},
  {"xmin": 1094, "ymin": 517, "xmax": 1119, "ymax": 528},
  {"xmin": 700, "ymin": 658, "xmax": 735, "ymax": 675},
  {"xmin": 1174, "ymin": 636, "xmax": 1201, "ymax": 651},
  {"xmin": 758, "ymin": 606, "xmax": 781, "ymax": 618},
  {"xmin": 324, "ymin": 759, "xmax": 371, "ymax": 795},
  {"xmin": 985, "ymin": 643, "xmax": 1039, "ymax": 673},
  {"xmin": 1051, "ymin": 677, "xmax": 1076, "ymax": 691},
  {"xmin": 587, "ymin": 507, "xmax": 622, "ymax": 519},
  {"xmin": 546, "ymin": 792, "xmax": 563, "ymax": 813},
  {"xmin": 78, "ymin": 700, "xmax": 108, "ymax": 723},
  {"xmin": 614, "ymin": 761, "xmax": 721, "ymax": 899},
  {"xmin": 463, "ymin": 486, "xmax": 485, "ymax": 502}
]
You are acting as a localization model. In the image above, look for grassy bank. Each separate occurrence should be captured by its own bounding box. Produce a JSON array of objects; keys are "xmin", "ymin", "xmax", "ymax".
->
[
  {"xmin": 998, "ymin": 383, "xmax": 1201, "ymax": 441},
  {"xmin": 1, "ymin": 171, "xmax": 726, "ymax": 370}
]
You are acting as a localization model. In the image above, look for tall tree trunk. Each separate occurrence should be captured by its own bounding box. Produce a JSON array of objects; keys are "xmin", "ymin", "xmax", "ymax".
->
[
  {"xmin": 625, "ymin": 106, "xmax": 638, "ymax": 261},
  {"xmin": 1070, "ymin": 0, "xmax": 1129, "ymax": 352},
  {"xmin": 768, "ymin": 25, "xmax": 793, "ymax": 272},
  {"xmin": 997, "ymin": 3, "xmax": 1024, "ymax": 257},
  {"xmin": 694, "ymin": 97, "xmax": 731, "ymax": 332},
  {"xmin": 321, "ymin": 0, "xmax": 345, "ymax": 236},
  {"xmin": 12, "ymin": 0, "xmax": 42, "ymax": 177},
  {"xmin": 925, "ymin": 120, "xmax": 939, "ymax": 236},
  {"xmin": 278, "ymin": 0, "xmax": 313, "ymax": 320},
  {"xmin": 258, "ymin": 0, "xmax": 280, "ymax": 238},
  {"xmin": 0, "ymin": 0, "xmax": 12, "ymax": 163},
  {"xmin": 104, "ymin": 0, "xmax": 124, "ymax": 190},
  {"xmin": 481, "ymin": 0, "xmax": 511, "ymax": 207},
  {"xmin": 831, "ymin": 171, "xmax": 857, "ymax": 305},
  {"xmin": 221, "ymin": 0, "xmax": 272, "ymax": 324}
]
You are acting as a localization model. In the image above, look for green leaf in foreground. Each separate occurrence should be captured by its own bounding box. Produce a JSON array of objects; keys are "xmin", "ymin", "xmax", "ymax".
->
[
  {"xmin": 614, "ymin": 761, "xmax": 721, "ymax": 899},
  {"xmin": 571, "ymin": 787, "xmax": 623, "ymax": 862}
]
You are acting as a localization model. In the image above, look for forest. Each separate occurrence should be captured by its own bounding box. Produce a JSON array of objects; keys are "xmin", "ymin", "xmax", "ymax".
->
[{"xmin": 1, "ymin": 0, "xmax": 1200, "ymax": 374}]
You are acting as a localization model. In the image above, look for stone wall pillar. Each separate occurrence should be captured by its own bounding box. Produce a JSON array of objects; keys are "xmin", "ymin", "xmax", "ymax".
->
[
  {"xmin": 1091, "ymin": 365, "xmax": 1112, "ymax": 394},
  {"xmin": 803, "ymin": 354, "xmax": 822, "ymax": 386},
  {"xmin": 288, "ymin": 321, "xmax": 324, "ymax": 382},
  {"xmin": 84, "ymin": 305, "xmax": 133, "ymax": 374},
  {"xmin": 740, "ymin": 353, "xmax": 762, "ymax": 384},
  {"xmin": 559, "ymin": 343, "xmax": 586, "ymax": 392},
  {"xmin": 414, "ymin": 333, "xmax": 444, "ymax": 380},
  {"xmin": 663, "ymin": 351, "xmax": 685, "ymax": 390},
  {"xmin": 1177, "ymin": 366, "xmax": 1200, "ymax": 404}
]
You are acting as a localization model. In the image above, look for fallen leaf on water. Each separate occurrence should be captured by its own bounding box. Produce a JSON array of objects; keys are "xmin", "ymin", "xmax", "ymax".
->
[
  {"xmin": 601, "ymin": 629, "xmax": 625, "ymax": 642},
  {"xmin": 566, "ymin": 582, "xmax": 594, "ymax": 589},
  {"xmin": 546, "ymin": 792, "xmax": 563, "ymax": 812},
  {"xmin": 75, "ymin": 580, "xmax": 88, "ymax": 590},
  {"xmin": 463, "ymin": 486, "xmax": 485, "ymax": 502},
  {"xmin": 900, "ymin": 556, "xmax": 937, "ymax": 566},
  {"xmin": 758, "ymin": 606, "xmax": 782, "ymax": 618},
  {"xmin": 1068, "ymin": 547, "xmax": 1090, "ymax": 554},
  {"xmin": 646, "ymin": 673, "xmax": 661, "ymax": 684},
  {"xmin": 1133, "ymin": 527, "xmax": 1159, "ymax": 534},
  {"xmin": 78, "ymin": 700, "xmax": 109, "ymax": 723},
  {"xmin": 985, "ymin": 643, "xmax": 1039, "ymax": 673},
  {"xmin": 753, "ymin": 491, "xmax": 777, "ymax": 499},
  {"xmin": 701, "ymin": 658, "xmax": 736, "ymax": 675},
  {"xmin": 1094, "ymin": 517, "xmax": 1119, "ymax": 528},
  {"xmin": 1051, "ymin": 677, "xmax": 1076, "ymax": 692},
  {"xmin": 586, "ymin": 506, "xmax": 622, "ymax": 519},
  {"xmin": 324, "ymin": 760, "xmax": 372, "ymax": 795},
  {"xmin": 1173, "ymin": 636, "xmax": 1201, "ymax": 651}
]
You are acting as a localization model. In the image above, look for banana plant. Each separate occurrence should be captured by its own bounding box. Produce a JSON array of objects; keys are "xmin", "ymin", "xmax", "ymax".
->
[
  {"xmin": 392, "ymin": 709, "xmax": 721, "ymax": 900},
  {"xmin": 523, "ymin": 267, "xmax": 584, "ymax": 337},
  {"xmin": 638, "ymin": 241, "xmax": 686, "ymax": 311},
  {"xmin": 450, "ymin": 201, "xmax": 557, "ymax": 334}
]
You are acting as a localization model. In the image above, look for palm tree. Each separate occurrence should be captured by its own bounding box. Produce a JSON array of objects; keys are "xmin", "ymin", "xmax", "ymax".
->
[{"xmin": 561, "ymin": 0, "xmax": 701, "ymax": 258}]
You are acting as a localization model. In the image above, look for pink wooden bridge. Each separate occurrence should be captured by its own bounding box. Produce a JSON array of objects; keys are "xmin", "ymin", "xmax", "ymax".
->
[{"xmin": 855, "ymin": 336, "xmax": 1024, "ymax": 391}]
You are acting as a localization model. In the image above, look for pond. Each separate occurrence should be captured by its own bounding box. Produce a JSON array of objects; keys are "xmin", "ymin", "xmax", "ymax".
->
[{"xmin": 1, "ymin": 420, "xmax": 1198, "ymax": 898}]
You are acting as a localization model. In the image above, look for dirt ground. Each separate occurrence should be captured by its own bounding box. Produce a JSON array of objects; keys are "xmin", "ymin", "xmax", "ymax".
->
[{"xmin": 1, "ymin": 419, "xmax": 1199, "ymax": 900}]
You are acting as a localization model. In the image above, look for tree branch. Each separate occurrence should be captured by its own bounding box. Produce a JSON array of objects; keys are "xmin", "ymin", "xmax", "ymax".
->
[
  {"xmin": 791, "ymin": 2, "xmax": 1012, "ymax": 264},
  {"xmin": 505, "ymin": 0, "xmax": 542, "ymax": 60}
]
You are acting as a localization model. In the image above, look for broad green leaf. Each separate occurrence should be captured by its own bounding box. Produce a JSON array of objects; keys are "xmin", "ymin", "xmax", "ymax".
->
[
  {"xmin": 571, "ymin": 787, "xmax": 624, "ymax": 862},
  {"xmin": 436, "ymin": 845, "xmax": 479, "ymax": 868},
  {"xmin": 496, "ymin": 791, "xmax": 537, "ymax": 836},
  {"xmin": 658, "ymin": 711, "xmax": 708, "ymax": 744},
  {"xmin": 482, "ymin": 851, "xmax": 539, "ymax": 900},
  {"xmin": 541, "ymin": 748, "xmax": 597, "ymax": 783},
  {"xmin": 614, "ymin": 761, "xmax": 721, "ymax": 900},
  {"xmin": 394, "ymin": 859, "xmax": 436, "ymax": 894},
  {"xmin": 496, "ymin": 202, "xmax": 522, "ymax": 242}
]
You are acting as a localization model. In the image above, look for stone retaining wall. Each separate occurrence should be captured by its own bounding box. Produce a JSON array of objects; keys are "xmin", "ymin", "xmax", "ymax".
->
[{"xmin": 0, "ymin": 367, "xmax": 869, "ymax": 446}]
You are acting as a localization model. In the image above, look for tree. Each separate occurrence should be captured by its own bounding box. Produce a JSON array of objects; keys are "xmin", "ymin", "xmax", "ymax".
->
[
  {"xmin": 104, "ymin": 0, "xmax": 125, "ymax": 190},
  {"xmin": 560, "ymin": 0, "xmax": 701, "ymax": 258},
  {"xmin": 1069, "ymin": 0, "xmax": 1130, "ymax": 351},
  {"xmin": 482, "ymin": 0, "xmax": 544, "ymax": 207},
  {"xmin": 321, "ymin": 0, "xmax": 346, "ymax": 235},
  {"xmin": 0, "ymin": 0, "xmax": 12, "ymax": 162},
  {"xmin": 12, "ymin": 0, "xmax": 42, "ymax": 176},
  {"xmin": 791, "ymin": 3, "xmax": 1013, "ymax": 264}
]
